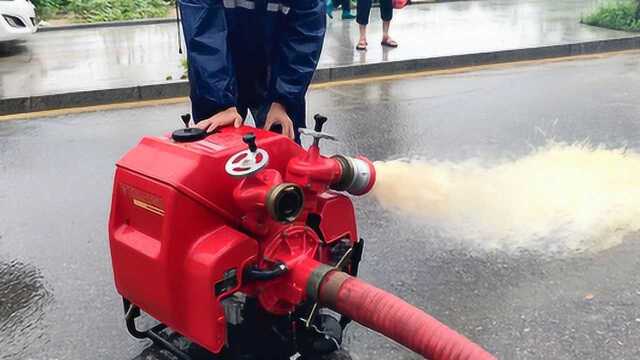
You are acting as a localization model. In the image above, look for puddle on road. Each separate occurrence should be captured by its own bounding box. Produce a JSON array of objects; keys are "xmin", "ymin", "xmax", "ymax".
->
[
  {"xmin": 0, "ymin": 259, "xmax": 53, "ymax": 359},
  {"xmin": 372, "ymin": 142, "xmax": 640, "ymax": 255}
]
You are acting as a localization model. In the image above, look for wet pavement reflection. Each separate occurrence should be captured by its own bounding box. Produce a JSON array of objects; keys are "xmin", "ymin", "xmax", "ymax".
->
[
  {"xmin": 0, "ymin": 260, "xmax": 52, "ymax": 360},
  {"xmin": 1, "ymin": 52, "xmax": 640, "ymax": 359},
  {"xmin": 0, "ymin": 0, "xmax": 636, "ymax": 98}
]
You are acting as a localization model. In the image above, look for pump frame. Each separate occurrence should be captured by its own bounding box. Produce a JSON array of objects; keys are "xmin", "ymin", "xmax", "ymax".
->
[{"xmin": 121, "ymin": 239, "xmax": 364, "ymax": 360}]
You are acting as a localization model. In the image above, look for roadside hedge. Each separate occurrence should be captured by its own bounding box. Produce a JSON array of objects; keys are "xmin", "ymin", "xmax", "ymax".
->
[
  {"xmin": 582, "ymin": 0, "xmax": 640, "ymax": 32},
  {"xmin": 31, "ymin": 0, "xmax": 173, "ymax": 22}
]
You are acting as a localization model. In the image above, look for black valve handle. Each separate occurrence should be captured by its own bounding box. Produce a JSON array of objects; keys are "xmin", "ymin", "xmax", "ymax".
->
[
  {"xmin": 181, "ymin": 113, "xmax": 191, "ymax": 128},
  {"xmin": 313, "ymin": 114, "xmax": 328, "ymax": 132},
  {"xmin": 243, "ymin": 133, "xmax": 257, "ymax": 153}
]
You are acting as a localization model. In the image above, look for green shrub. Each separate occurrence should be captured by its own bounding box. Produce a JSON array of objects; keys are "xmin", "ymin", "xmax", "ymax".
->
[
  {"xmin": 31, "ymin": 0, "xmax": 67, "ymax": 9},
  {"xmin": 67, "ymin": 0, "xmax": 171, "ymax": 22},
  {"xmin": 31, "ymin": 0, "xmax": 70, "ymax": 18},
  {"xmin": 582, "ymin": 0, "xmax": 640, "ymax": 32}
]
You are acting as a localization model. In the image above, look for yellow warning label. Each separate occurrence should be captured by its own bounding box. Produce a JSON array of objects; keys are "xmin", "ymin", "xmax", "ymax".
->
[{"xmin": 133, "ymin": 199, "xmax": 165, "ymax": 216}]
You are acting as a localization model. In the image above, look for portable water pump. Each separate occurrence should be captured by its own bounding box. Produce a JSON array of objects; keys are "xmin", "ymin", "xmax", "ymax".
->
[{"xmin": 108, "ymin": 114, "xmax": 496, "ymax": 360}]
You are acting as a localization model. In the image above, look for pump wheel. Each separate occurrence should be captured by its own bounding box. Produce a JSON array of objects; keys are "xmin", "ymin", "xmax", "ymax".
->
[{"xmin": 224, "ymin": 149, "xmax": 269, "ymax": 177}]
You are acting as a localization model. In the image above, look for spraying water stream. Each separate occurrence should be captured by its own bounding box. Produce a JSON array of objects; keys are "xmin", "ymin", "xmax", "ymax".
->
[{"xmin": 371, "ymin": 142, "xmax": 640, "ymax": 255}]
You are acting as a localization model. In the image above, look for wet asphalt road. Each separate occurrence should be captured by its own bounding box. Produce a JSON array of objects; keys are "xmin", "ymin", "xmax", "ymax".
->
[{"xmin": 2, "ymin": 52, "xmax": 640, "ymax": 360}]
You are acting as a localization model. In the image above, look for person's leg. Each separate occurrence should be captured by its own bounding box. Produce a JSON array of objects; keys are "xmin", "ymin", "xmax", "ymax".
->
[
  {"xmin": 341, "ymin": 0, "xmax": 355, "ymax": 19},
  {"xmin": 356, "ymin": 24, "xmax": 367, "ymax": 49},
  {"xmin": 382, "ymin": 20, "xmax": 391, "ymax": 40},
  {"xmin": 251, "ymin": 64, "xmax": 271, "ymax": 129},
  {"xmin": 356, "ymin": 0, "xmax": 371, "ymax": 49},
  {"xmin": 289, "ymin": 101, "xmax": 306, "ymax": 144},
  {"xmin": 326, "ymin": 0, "xmax": 334, "ymax": 19},
  {"xmin": 380, "ymin": 0, "xmax": 397, "ymax": 47}
]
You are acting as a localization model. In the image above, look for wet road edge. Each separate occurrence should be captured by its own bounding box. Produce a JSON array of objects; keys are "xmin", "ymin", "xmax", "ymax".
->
[{"xmin": 3, "ymin": 36, "xmax": 640, "ymax": 116}]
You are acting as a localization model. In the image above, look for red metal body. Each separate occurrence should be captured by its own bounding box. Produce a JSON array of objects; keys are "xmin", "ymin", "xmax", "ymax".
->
[
  {"xmin": 108, "ymin": 126, "xmax": 361, "ymax": 354},
  {"xmin": 109, "ymin": 123, "xmax": 496, "ymax": 360}
]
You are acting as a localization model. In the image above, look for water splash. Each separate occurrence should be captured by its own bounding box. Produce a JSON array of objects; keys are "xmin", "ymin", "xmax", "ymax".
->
[{"xmin": 371, "ymin": 142, "xmax": 640, "ymax": 255}]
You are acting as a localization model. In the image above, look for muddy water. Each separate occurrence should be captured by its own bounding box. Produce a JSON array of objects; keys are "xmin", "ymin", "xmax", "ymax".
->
[{"xmin": 371, "ymin": 142, "xmax": 640, "ymax": 255}]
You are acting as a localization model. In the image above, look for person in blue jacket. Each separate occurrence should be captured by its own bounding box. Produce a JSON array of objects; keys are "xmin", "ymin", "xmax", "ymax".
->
[{"xmin": 179, "ymin": 0, "xmax": 326, "ymax": 143}]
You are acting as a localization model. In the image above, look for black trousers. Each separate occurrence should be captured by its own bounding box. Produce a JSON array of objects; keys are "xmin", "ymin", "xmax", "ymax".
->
[
  {"xmin": 357, "ymin": 0, "xmax": 393, "ymax": 25},
  {"xmin": 341, "ymin": 0, "xmax": 351, "ymax": 12}
]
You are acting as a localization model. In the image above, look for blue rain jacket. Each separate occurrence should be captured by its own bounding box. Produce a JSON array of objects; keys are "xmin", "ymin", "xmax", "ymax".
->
[{"xmin": 179, "ymin": 0, "xmax": 326, "ymax": 142}]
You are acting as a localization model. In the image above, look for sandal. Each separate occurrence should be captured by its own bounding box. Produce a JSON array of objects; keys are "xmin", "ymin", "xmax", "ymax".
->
[
  {"xmin": 381, "ymin": 37, "xmax": 398, "ymax": 48},
  {"xmin": 356, "ymin": 39, "xmax": 367, "ymax": 51}
]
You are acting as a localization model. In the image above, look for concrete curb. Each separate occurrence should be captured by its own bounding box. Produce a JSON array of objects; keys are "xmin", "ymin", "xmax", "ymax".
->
[
  {"xmin": 2, "ymin": 82, "xmax": 191, "ymax": 115},
  {"xmin": 38, "ymin": 17, "xmax": 175, "ymax": 32},
  {"xmin": 312, "ymin": 36, "xmax": 640, "ymax": 82},
  {"xmin": 3, "ymin": 36, "xmax": 640, "ymax": 115}
]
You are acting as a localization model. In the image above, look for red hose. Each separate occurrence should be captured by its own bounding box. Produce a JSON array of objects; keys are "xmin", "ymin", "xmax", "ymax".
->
[{"xmin": 318, "ymin": 272, "xmax": 496, "ymax": 360}]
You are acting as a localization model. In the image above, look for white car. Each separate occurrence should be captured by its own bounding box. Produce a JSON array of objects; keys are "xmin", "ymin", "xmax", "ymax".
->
[{"xmin": 0, "ymin": 0, "xmax": 38, "ymax": 42}]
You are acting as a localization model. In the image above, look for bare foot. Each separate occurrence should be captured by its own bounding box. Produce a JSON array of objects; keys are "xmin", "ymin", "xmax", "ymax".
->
[
  {"xmin": 381, "ymin": 36, "xmax": 398, "ymax": 48},
  {"xmin": 356, "ymin": 39, "xmax": 367, "ymax": 51}
]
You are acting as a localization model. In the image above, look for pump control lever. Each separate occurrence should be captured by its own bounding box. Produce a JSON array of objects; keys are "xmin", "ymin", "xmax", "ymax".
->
[
  {"xmin": 243, "ymin": 133, "xmax": 258, "ymax": 153},
  {"xmin": 314, "ymin": 114, "xmax": 328, "ymax": 132},
  {"xmin": 181, "ymin": 113, "xmax": 191, "ymax": 128},
  {"xmin": 300, "ymin": 114, "xmax": 337, "ymax": 145}
]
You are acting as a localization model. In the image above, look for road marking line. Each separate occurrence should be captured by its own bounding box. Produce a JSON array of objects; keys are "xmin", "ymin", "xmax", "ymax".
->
[
  {"xmin": 310, "ymin": 49, "xmax": 640, "ymax": 89},
  {"xmin": 1, "ymin": 49, "xmax": 637, "ymax": 121}
]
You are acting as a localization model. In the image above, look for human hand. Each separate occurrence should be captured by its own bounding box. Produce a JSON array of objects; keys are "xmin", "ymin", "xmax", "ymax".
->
[
  {"xmin": 264, "ymin": 102, "xmax": 295, "ymax": 139},
  {"xmin": 196, "ymin": 107, "xmax": 243, "ymax": 133}
]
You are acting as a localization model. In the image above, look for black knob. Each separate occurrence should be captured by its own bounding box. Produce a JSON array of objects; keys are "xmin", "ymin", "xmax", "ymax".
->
[
  {"xmin": 181, "ymin": 113, "xmax": 191, "ymax": 128},
  {"xmin": 243, "ymin": 133, "xmax": 257, "ymax": 153},
  {"xmin": 313, "ymin": 114, "xmax": 328, "ymax": 132}
]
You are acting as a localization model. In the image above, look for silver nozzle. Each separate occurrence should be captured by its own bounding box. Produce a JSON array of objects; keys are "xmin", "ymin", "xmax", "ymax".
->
[{"xmin": 331, "ymin": 155, "xmax": 376, "ymax": 196}]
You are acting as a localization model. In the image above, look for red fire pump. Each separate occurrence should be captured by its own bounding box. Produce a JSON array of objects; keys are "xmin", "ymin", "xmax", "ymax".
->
[{"xmin": 108, "ymin": 114, "xmax": 496, "ymax": 360}]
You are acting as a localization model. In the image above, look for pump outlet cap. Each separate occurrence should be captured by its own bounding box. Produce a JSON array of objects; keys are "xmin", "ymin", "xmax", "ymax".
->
[
  {"xmin": 172, "ymin": 127, "xmax": 207, "ymax": 142},
  {"xmin": 331, "ymin": 155, "xmax": 376, "ymax": 196}
]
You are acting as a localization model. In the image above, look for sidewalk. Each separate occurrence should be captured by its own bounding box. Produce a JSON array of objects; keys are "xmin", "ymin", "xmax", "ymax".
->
[{"xmin": 1, "ymin": 0, "xmax": 639, "ymax": 113}]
